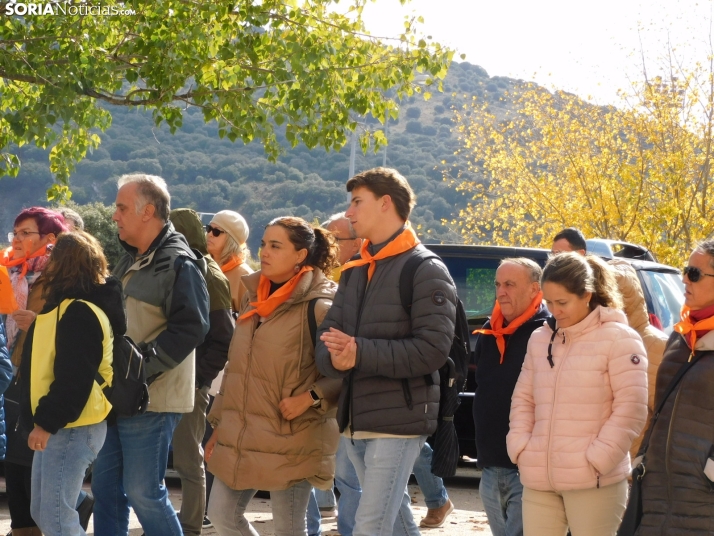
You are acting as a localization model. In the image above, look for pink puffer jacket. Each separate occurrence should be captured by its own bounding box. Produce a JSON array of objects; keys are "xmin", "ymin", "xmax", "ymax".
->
[{"xmin": 507, "ymin": 306, "xmax": 648, "ymax": 492}]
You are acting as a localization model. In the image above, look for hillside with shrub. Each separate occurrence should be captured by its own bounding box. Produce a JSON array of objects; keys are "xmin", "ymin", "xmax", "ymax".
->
[{"xmin": 0, "ymin": 62, "xmax": 519, "ymax": 254}]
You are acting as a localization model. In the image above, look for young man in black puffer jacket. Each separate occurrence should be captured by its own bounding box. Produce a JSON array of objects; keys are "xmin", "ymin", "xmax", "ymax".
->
[{"xmin": 316, "ymin": 167, "xmax": 457, "ymax": 536}]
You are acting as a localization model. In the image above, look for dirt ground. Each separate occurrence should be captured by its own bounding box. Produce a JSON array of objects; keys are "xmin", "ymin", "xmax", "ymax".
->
[{"xmin": 0, "ymin": 463, "xmax": 494, "ymax": 535}]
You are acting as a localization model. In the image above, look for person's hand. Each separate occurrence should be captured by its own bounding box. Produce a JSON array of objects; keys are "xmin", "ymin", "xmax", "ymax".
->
[
  {"xmin": 320, "ymin": 328, "xmax": 352, "ymax": 354},
  {"xmin": 204, "ymin": 428, "xmax": 218, "ymax": 462},
  {"xmin": 28, "ymin": 425, "xmax": 50, "ymax": 451},
  {"xmin": 330, "ymin": 337, "xmax": 357, "ymax": 371},
  {"xmin": 11, "ymin": 309, "xmax": 36, "ymax": 331},
  {"xmin": 279, "ymin": 392, "xmax": 314, "ymax": 421}
]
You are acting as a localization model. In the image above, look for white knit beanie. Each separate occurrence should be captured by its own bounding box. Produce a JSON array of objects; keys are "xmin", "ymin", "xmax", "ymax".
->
[{"xmin": 210, "ymin": 210, "xmax": 249, "ymax": 245}]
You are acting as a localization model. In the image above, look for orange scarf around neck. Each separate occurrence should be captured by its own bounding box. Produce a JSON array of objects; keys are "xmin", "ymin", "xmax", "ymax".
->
[
  {"xmin": 0, "ymin": 244, "xmax": 50, "ymax": 279},
  {"xmin": 341, "ymin": 224, "xmax": 420, "ymax": 282},
  {"xmin": 473, "ymin": 291, "xmax": 544, "ymax": 364},
  {"xmin": 238, "ymin": 266, "xmax": 313, "ymax": 321},
  {"xmin": 221, "ymin": 255, "xmax": 243, "ymax": 274},
  {"xmin": 674, "ymin": 305, "xmax": 714, "ymax": 353}
]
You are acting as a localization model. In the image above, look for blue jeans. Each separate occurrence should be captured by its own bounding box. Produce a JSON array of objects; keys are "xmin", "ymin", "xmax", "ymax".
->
[
  {"xmin": 345, "ymin": 436, "xmax": 427, "ymax": 536},
  {"xmin": 314, "ymin": 487, "xmax": 335, "ymax": 509},
  {"xmin": 31, "ymin": 422, "xmax": 107, "ymax": 536},
  {"xmin": 334, "ymin": 436, "xmax": 361, "ymax": 536},
  {"xmin": 306, "ymin": 490, "xmax": 321, "ymax": 536},
  {"xmin": 479, "ymin": 467, "xmax": 524, "ymax": 536},
  {"xmin": 208, "ymin": 477, "xmax": 312, "ymax": 536},
  {"xmin": 92, "ymin": 412, "xmax": 182, "ymax": 536},
  {"xmin": 306, "ymin": 486, "xmax": 336, "ymax": 536},
  {"xmin": 413, "ymin": 442, "xmax": 449, "ymax": 509}
]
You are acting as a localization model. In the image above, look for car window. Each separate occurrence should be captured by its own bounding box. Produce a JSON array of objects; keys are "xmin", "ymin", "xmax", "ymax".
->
[
  {"xmin": 438, "ymin": 256, "xmax": 500, "ymax": 325},
  {"xmin": 639, "ymin": 270, "xmax": 684, "ymax": 335}
]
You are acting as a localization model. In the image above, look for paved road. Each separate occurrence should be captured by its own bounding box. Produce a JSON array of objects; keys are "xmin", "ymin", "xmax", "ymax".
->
[{"xmin": 0, "ymin": 463, "xmax": 493, "ymax": 535}]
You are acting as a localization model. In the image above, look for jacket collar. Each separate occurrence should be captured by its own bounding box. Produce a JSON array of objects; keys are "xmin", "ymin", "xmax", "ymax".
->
[
  {"xmin": 548, "ymin": 305, "xmax": 628, "ymax": 339},
  {"xmin": 118, "ymin": 222, "xmax": 173, "ymax": 260},
  {"xmin": 242, "ymin": 269, "xmax": 336, "ymax": 318},
  {"xmin": 695, "ymin": 329, "xmax": 714, "ymax": 351}
]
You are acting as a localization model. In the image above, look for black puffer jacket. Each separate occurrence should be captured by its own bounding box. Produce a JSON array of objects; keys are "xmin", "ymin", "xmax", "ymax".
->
[
  {"xmin": 316, "ymin": 239, "xmax": 457, "ymax": 437},
  {"xmin": 636, "ymin": 330, "xmax": 714, "ymax": 535}
]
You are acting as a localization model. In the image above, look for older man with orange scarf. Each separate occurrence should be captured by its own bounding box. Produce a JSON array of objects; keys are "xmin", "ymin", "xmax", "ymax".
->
[{"xmin": 471, "ymin": 257, "xmax": 549, "ymax": 536}]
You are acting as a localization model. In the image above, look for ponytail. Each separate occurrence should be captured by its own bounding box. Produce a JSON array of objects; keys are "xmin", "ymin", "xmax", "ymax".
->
[
  {"xmin": 586, "ymin": 255, "xmax": 622, "ymax": 310},
  {"xmin": 307, "ymin": 227, "xmax": 340, "ymax": 277},
  {"xmin": 542, "ymin": 252, "xmax": 622, "ymax": 311}
]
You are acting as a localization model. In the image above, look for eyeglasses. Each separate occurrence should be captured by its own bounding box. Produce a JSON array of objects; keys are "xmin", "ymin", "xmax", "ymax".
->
[
  {"xmin": 8, "ymin": 231, "xmax": 41, "ymax": 242},
  {"xmin": 683, "ymin": 266, "xmax": 714, "ymax": 282},
  {"xmin": 206, "ymin": 225, "xmax": 226, "ymax": 237},
  {"xmin": 335, "ymin": 237, "xmax": 358, "ymax": 242}
]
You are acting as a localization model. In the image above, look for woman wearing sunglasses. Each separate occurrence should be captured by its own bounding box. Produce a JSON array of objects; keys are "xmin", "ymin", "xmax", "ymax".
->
[
  {"xmin": 635, "ymin": 240, "xmax": 714, "ymax": 535},
  {"xmin": 507, "ymin": 252, "xmax": 648, "ymax": 536},
  {"xmin": 0, "ymin": 207, "xmax": 68, "ymax": 536},
  {"xmin": 206, "ymin": 211, "xmax": 253, "ymax": 313}
]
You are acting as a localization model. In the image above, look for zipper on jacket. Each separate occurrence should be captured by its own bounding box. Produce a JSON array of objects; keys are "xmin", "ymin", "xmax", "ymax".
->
[
  {"xmin": 546, "ymin": 332, "xmax": 571, "ymax": 490},
  {"xmin": 233, "ymin": 319, "xmax": 259, "ymax": 481},
  {"xmin": 401, "ymin": 379, "xmax": 414, "ymax": 410},
  {"xmin": 348, "ymin": 271, "xmax": 369, "ymax": 440},
  {"xmin": 546, "ymin": 329, "xmax": 558, "ymax": 368},
  {"xmin": 13, "ymin": 372, "xmax": 20, "ymax": 432},
  {"xmin": 664, "ymin": 368, "xmax": 685, "ymax": 510}
]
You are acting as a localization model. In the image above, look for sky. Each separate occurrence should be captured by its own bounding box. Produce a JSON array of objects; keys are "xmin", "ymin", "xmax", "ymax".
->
[{"xmin": 360, "ymin": 0, "xmax": 714, "ymax": 105}]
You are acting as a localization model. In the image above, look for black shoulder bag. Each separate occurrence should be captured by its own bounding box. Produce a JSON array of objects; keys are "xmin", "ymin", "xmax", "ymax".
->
[{"xmin": 617, "ymin": 352, "xmax": 703, "ymax": 536}]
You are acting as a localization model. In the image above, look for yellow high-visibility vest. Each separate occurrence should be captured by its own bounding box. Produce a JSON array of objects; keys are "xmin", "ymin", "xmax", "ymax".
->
[{"xmin": 31, "ymin": 299, "xmax": 113, "ymax": 428}]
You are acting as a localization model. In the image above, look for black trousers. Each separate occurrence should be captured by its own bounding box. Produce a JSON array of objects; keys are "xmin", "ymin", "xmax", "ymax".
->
[{"xmin": 5, "ymin": 460, "xmax": 36, "ymax": 529}]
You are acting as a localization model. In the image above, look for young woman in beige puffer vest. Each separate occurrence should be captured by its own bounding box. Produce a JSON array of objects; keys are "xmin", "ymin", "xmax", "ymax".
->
[
  {"xmin": 507, "ymin": 252, "xmax": 648, "ymax": 536},
  {"xmin": 205, "ymin": 217, "xmax": 341, "ymax": 536}
]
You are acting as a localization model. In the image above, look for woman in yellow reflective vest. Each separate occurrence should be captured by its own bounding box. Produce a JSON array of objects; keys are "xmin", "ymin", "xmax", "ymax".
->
[{"xmin": 18, "ymin": 231, "xmax": 126, "ymax": 536}]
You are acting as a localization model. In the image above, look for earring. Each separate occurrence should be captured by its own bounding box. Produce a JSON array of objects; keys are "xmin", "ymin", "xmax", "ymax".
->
[{"xmin": 294, "ymin": 264, "xmax": 300, "ymax": 274}]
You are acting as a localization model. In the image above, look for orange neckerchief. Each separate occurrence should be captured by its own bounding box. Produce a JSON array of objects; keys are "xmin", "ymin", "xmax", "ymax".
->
[
  {"xmin": 0, "ymin": 244, "xmax": 50, "ymax": 279},
  {"xmin": 239, "ymin": 266, "xmax": 313, "ymax": 321},
  {"xmin": 473, "ymin": 291, "xmax": 544, "ymax": 364},
  {"xmin": 674, "ymin": 305, "xmax": 714, "ymax": 352},
  {"xmin": 341, "ymin": 224, "xmax": 420, "ymax": 282},
  {"xmin": 220, "ymin": 255, "xmax": 243, "ymax": 274}
]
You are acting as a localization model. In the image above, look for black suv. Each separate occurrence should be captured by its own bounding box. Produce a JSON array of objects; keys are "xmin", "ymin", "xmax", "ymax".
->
[{"xmin": 424, "ymin": 243, "xmax": 684, "ymax": 460}]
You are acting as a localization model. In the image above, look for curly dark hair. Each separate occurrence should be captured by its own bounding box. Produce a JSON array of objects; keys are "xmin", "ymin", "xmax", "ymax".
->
[{"xmin": 42, "ymin": 231, "xmax": 109, "ymax": 305}]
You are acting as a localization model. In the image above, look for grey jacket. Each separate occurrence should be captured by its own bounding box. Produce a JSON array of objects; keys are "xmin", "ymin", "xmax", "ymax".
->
[
  {"xmin": 316, "ymin": 239, "xmax": 457, "ymax": 437},
  {"xmin": 113, "ymin": 223, "xmax": 210, "ymax": 413}
]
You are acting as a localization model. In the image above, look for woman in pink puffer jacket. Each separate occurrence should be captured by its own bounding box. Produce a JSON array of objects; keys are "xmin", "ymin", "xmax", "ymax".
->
[{"xmin": 507, "ymin": 252, "xmax": 648, "ymax": 536}]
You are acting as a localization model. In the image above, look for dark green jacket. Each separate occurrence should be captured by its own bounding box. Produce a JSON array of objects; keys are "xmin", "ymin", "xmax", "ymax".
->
[{"xmin": 170, "ymin": 208, "xmax": 234, "ymax": 387}]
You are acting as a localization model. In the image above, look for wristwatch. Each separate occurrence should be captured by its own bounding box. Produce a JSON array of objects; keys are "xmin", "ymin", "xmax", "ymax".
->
[{"xmin": 309, "ymin": 389, "xmax": 321, "ymax": 407}]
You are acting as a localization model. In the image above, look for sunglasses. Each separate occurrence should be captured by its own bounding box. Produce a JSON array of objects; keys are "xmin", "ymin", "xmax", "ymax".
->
[
  {"xmin": 205, "ymin": 225, "xmax": 226, "ymax": 237},
  {"xmin": 683, "ymin": 266, "xmax": 714, "ymax": 282}
]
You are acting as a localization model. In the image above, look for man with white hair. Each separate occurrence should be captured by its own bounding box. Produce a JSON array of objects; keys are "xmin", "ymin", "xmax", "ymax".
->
[
  {"xmin": 92, "ymin": 174, "xmax": 210, "ymax": 536},
  {"xmin": 324, "ymin": 212, "xmax": 363, "ymax": 271}
]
